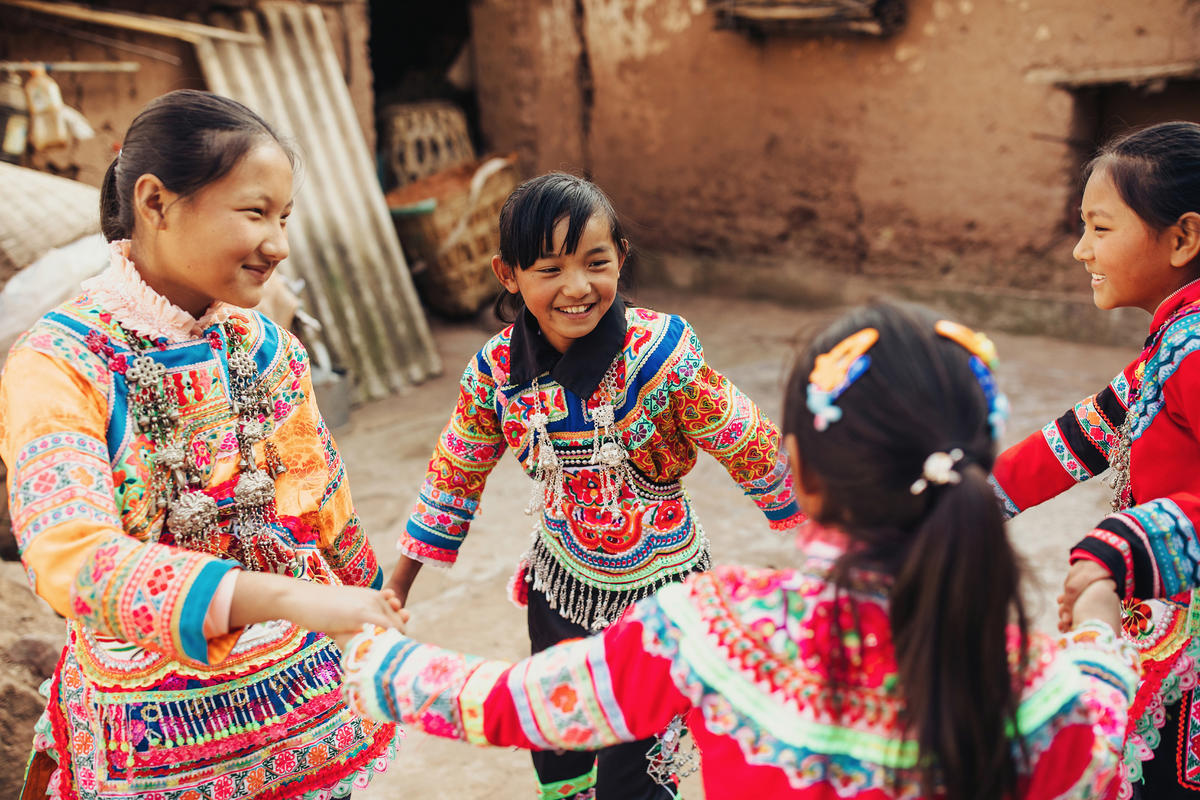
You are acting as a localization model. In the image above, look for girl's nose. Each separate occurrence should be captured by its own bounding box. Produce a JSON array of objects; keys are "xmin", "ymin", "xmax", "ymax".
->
[
  {"xmin": 263, "ymin": 225, "xmax": 289, "ymax": 263},
  {"xmin": 1072, "ymin": 234, "xmax": 1089, "ymax": 263},
  {"xmin": 563, "ymin": 268, "xmax": 590, "ymax": 297}
]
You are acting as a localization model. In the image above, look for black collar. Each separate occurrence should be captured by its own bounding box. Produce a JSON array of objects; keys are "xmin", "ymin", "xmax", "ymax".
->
[{"xmin": 508, "ymin": 296, "xmax": 627, "ymax": 397}]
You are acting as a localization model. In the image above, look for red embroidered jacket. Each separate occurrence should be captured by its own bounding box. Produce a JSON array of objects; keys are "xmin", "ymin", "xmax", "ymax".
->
[
  {"xmin": 343, "ymin": 527, "xmax": 1137, "ymax": 799},
  {"xmin": 992, "ymin": 280, "xmax": 1200, "ymax": 604}
]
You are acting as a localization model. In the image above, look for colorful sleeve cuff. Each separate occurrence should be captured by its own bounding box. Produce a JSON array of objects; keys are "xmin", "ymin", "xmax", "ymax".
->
[
  {"xmin": 201, "ymin": 568, "xmax": 239, "ymax": 639},
  {"xmin": 398, "ymin": 528, "xmax": 458, "ymax": 568},
  {"xmin": 1071, "ymin": 516, "xmax": 1154, "ymax": 602},
  {"xmin": 1056, "ymin": 620, "xmax": 1140, "ymax": 700},
  {"xmin": 175, "ymin": 558, "xmax": 241, "ymax": 664}
]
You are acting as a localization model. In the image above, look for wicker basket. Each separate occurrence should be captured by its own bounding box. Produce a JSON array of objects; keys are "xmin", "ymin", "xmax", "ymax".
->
[
  {"xmin": 387, "ymin": 155, "xmax": 519, "ymax": 317},
  {"xmin": 379, "ymin": 100, "xmax": 476, "ymax": 188}
]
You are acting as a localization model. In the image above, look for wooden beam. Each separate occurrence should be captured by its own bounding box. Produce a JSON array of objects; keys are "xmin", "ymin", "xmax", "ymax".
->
[
  {"xmin": 0, "ymin": 60, "xmax": 140, "ymax": 72},
  {"xmin": 1026, "ymin": 61, "xmax": 1200, "ymax": 88},
  {"xmin": 0, "ymin": 0, "xmax": 263, "ymax": 45}
]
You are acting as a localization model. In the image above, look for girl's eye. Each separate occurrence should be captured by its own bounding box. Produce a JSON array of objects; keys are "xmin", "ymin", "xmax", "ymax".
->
[
  {"xmin": 244, "ymin": 208, "xmax": 265, "ymax": 217},
  {"xmin": 589, "ymin": 260, "xmax": 610, "ymax": 268}
]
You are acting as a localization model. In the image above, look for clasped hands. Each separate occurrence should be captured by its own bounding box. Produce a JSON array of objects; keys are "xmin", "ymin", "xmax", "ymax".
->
[{"xmin": 1056, "ymin": 559, "xmax": 1122, "ymax": 634}]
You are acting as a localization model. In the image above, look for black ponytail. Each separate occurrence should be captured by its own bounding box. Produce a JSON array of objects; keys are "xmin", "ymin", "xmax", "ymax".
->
[
  {"xmin": 101, "ymin": 89, "xmax": 295, "ymax": 243},
  {"xmin": 890, "ymin": 462, "xmax": 1028, "ymax": 799},
  {"xmin": 99, "ymin": 157, "xmax": 124, "ymax": 241},
  {"xmin": 784, "ymin": 302, "xmax": 1029, "ymax": 800}
]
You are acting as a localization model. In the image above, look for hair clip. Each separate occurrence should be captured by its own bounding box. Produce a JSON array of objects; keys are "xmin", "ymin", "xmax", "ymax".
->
[
  {"xmin": 935, "ymin": 320, "xmax": 997, "ymax": 369},
  {"xmin": 807, "ymin": 327, "xmax": 879, "ymax": 431},
  {"xmin": 910, "ymin": 448, "xmax": 964, "ymax": 495},
  {"xmin": 935, "ymin": 320, "xmax": 1009, "ymax": 439}
]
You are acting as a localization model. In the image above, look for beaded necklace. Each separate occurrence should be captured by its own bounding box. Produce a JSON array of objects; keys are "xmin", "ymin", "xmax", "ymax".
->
[
  {"xmin": 120, "ymin": 322, "xmax": 294, "ymax": 574},
  {"xmin": 1108, "ymin": 302, "xmax": 1200, "ymax": 512}
]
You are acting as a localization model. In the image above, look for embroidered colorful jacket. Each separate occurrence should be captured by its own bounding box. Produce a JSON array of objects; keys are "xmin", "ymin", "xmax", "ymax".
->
[
  {"xmin": 398, "ymin": 303, "xmax": 802, "ymax": 629},
  {"xmin": 991, "ymin": 279, "xmax": 1200, "ymax": 793},
  {"xmin": 0, "ymin": 243, "xmax": 394, "ymax": 800},
  {"xmin": 344, "ymin": 528, "xmax": 1138, "ymax": 799}
]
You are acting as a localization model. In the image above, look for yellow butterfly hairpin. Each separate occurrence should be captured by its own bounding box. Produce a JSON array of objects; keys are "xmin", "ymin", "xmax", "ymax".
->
[{"xmin": 806, "ymin": 327, "xmax": 879, "ymax": 431}]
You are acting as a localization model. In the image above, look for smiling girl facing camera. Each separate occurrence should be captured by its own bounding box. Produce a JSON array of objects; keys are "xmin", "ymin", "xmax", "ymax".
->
[
  {"xmin": 0, "ymin": 90, "xmax": 406, "ymax": 799},
  {"xmin": 351, "ymin": 303, "xmax": 1137, "ymax": 800},
  {"xmin": 385, "ymin": 172, "xmax": 803, "ymax": 799},
  {"xmin": 994, "ymin": 121, "xmax": 1200, "ymax": 798}
]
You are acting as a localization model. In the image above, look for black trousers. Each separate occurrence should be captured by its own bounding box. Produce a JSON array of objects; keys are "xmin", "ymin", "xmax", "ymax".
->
[{"xmin": 527, "ymin": 585, "xmax": 676, "ymax": 800}]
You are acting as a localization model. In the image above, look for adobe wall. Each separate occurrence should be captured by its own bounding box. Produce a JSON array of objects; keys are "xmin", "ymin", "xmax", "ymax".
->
[
  {"xmin": 0, "ymin": 0, "xmax": 374, "ymax": 187},
  {"xmin": 469, "ymin": 0, "xmax": 1200, "ymax": 338}
]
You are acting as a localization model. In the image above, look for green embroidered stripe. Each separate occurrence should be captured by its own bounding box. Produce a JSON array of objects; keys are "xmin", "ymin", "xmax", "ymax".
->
[
  {"xmin": 655, "ymin": 584, "xmax": 919, "ymax": 767},
  {"xmin": 538, "ymin": 763, "xmax": 597, "ymax": 799},
  {"xmin": 658, "ymin": 585, "xmax": 1109, "ymax": 767}
]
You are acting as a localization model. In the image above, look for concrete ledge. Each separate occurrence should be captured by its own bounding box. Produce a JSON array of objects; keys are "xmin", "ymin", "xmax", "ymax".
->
[{"xmin": 638, "ymin": 250, "xmax": 1147, "ymax": 347}]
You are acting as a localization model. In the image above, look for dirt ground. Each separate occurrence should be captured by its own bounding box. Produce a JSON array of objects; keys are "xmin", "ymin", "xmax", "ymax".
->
[{"xmin": 0, "ymin": 288, "xmax": 1133, "ymax": 798}]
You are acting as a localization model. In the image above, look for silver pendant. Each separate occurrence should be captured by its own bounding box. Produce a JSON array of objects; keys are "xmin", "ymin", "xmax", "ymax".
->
[
  {"xmin": 126, "ymin": 356, "xmax": 166, "ymax": 388},
  {"xmin": 167, "ymin": 490, "xmax": 218, "ymax": 539},
  {"xmin": 234, "ymin": 469, "xmax": 275, "ymax": 509}
]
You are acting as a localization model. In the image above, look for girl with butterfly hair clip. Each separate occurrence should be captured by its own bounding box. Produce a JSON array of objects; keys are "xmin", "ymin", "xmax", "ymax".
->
[{"xmin": 339, "ymin": 302, "xmax": 1136, "ymax": 800}]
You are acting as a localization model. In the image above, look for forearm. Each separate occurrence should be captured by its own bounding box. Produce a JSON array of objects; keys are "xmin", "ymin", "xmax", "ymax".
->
[
  {"xmin": 229, "ymin": 570, "xmax": 306, "ymax": 629},
  {"xmin": 386, "ymin": 556, "xmax": 423, "ymax": 607}
]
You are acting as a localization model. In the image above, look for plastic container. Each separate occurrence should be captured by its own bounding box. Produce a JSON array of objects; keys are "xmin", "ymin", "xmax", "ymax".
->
[
  {"xmin": 24, "ymin": 66, "xmax": 68, "ymax": 151},
  {"xmin": 0, "ymin": 73, "xmax": 29, "ymax": 163}
]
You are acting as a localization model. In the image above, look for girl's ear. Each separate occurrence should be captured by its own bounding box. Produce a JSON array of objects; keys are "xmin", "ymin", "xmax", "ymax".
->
[
  {"xmin": 132, "ymin": 173, "xmax": 172, "ymax": 231},
  {"xmin": 616, "ymin": 239, "xmax": 628, "ymax": 274},
  {"xmin": 491, "ymin": 254, "xmax": 521, "ymax": 295},
  {"xmin": 784, "ymin": 433, "xmax": 823, "ymax": 518},
  {"xmin": 1169, "ymin": 212, "xmax": 1200, "ymax": 269}
]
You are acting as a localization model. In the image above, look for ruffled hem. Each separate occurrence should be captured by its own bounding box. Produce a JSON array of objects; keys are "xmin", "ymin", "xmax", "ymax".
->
[
  {"xmin": 768, "ymin": 510, "xmax": 806, "ymax": 531},
  {"xmin": 80, "ymin": 240, "xmax": 233, "ymax": 342},
  {"xmin": 396, "ymin": 534, "xmax": 456, "ymax": 568}
]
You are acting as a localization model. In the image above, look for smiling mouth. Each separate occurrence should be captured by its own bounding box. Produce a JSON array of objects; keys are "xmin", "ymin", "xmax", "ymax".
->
[
  {"xmin": 243, "ymin": 264, "xmax": 274, "ymax": 278},
  {"xmin": 557, "ymin": 303, "xmax": 595, "ymax": 315},
  {"xmin": 1089, "ymin": 272, "xmax": 1106, "ymax": 285}
]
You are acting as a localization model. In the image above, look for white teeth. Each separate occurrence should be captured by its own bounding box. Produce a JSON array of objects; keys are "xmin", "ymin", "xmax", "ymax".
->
[{"xmin": 559, "ymin": 305, "xmax": 590, "ymax": 314}]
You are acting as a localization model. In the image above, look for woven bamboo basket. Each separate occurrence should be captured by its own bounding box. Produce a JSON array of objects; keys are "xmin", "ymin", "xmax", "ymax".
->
[
  {"xmin": 387, "ymin": 155, "xmax": 519, "ymax": 317},
  {"xmin": 379, "ymin": 100, "xmax": 476, "ymax": 188}
]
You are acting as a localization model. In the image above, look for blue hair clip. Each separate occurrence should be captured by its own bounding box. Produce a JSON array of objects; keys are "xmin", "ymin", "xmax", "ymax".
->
[
  {"xmin": 935, "ymin": 321, "xmax": 1009, "ymax": 440},
  {"xmin": 807, "ymin": 328, "xmax": 879, "ymax": 431}
]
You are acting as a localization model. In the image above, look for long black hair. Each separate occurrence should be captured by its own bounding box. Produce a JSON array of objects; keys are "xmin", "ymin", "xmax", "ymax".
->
[
  {"xmin": 100, "ymin": 89, "xmax": 295, "ymax": 242},
  {"xmin": 783, "ymin": 302, "xmax": 1029, "ymax": 800},
  {"xmin": 493, "ymin": 172, "xmax": 633, "ymax": 322},
  {"xmin": 1088, "ymin": 121, "xmax": 1200, "ymax": 236}
]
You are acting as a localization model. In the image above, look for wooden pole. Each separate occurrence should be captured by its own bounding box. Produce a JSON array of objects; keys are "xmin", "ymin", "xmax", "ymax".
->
[
  {"xmin": 0, "ymin": 0, "xmax": 263, "ymax": 45},
  {"xmin": 0, "ymin": 61, "xmax": 140, "ymax": 72}
]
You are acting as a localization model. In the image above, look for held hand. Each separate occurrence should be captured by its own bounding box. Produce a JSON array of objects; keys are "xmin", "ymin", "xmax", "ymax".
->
[
  {"xmin": 1070, "ymin": 578, "xmax": 1122, "ymax": 634},
  {"xmin": 286, "ymin": 583, "xmax": 409, "ymax": 639},
  {"xmin": 1057, "ymin": 560, "xmax": 1116, "ymax": 632}
]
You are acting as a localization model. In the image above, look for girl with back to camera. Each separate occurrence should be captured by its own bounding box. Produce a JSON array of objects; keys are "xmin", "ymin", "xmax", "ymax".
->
[
  {"xmin": 995, "ymin": 120, "xmax": 1200, "ymax": 798},
  {"xmin": 384, "ymin": 171, "xmax": 804, "ymax": 799},
  {"xmin": 346, "ymin": 302, "xmax": 1138, "ymax": 799},
  {"xmin": 0, "ymin": 90, "xmax": 407, "ymax": 799}
]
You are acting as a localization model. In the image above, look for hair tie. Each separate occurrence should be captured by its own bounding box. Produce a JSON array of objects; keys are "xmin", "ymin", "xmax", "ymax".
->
[{"xmin": 910, "ymin": 448, "xmax": 964, "ymax": 495}]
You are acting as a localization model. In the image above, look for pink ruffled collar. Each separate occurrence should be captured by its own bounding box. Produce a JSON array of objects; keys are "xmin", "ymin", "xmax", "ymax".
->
[{"xmin": 81, "ymin": 240, "xmax": 233, "ymax": 343}]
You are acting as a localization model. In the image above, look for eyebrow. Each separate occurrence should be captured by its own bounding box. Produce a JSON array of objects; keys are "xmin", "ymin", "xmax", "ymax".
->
[{"xmin": 1082, "ymin": 208, "xmax": 1112, "ymax": 219}]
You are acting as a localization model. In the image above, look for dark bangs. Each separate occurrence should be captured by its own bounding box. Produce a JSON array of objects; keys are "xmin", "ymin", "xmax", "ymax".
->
[{"xmin": 498, "ymin": 172, "xmax": 627, "ymax": 269}]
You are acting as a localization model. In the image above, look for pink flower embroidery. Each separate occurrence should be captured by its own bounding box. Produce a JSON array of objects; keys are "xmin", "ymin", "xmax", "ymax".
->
[
  {"xmin": 274, "ymin": 400, "xmax": 290, "ymax": 420},
  {"xmin": 335, "ymin": 724, "xmax": 355, "ymax": 750},
  {"xmin": 272, "ymin": 749, "xmax": 297, "ymax": 774}
]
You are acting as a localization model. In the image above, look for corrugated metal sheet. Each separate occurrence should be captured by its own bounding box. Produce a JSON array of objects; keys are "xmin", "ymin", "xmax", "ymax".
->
[{"xmin": 194, "ymin": 2, "xmax": 441, "ymax": 401}]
